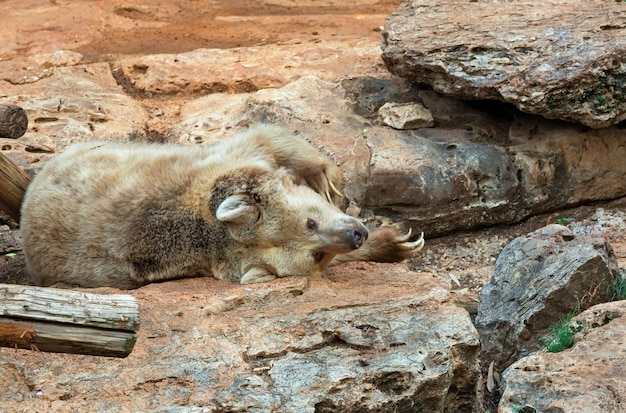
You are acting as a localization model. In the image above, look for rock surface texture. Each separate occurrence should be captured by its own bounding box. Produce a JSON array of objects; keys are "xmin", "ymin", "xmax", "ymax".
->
[
  {"xmin": 1, "ymin": 1, "xmax": 626, "ymax": 412},
  {"xmin": 0, "ymin": 267, "xmax": 481, "ymax": 413},
  {"xmin": 2, "ymin": 22, "xmax": 626, "ymax": 236},
  {"xmin": 0, "ymin": 58, "xmax": 148, "ymax": 170},
  {"xmin": 115, "ymin": 40, "xmax": 386, "ymax": 96},
  {"xmin": 499, "ymin": 301, "xmax": 626, "ymax": 413},
  {"xmin": 165, "ymin": 75, "xmax": 626, "ymax": 236},
  {"xmin": 381, "ymin": 0, "xmax": 626, "ymax": 128},
  {"xmin": 476, "ymin": 224, "xmax": 619, "ymax": 369}
]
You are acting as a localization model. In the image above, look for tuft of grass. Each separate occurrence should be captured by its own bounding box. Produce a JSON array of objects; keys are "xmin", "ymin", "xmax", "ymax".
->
[
  {"xmin": 541, "ymin": 274, "xmax": 625, "ymax": 354},
  {"xmin": 462, "ymin": 303, "xmax": 478, "ymax": 316},
  {"xmin": 555, "ymin": 217, "xmax": 572, "ymax": 225},
  {"xmin": 540, "ymin": 308, "xmax": 582, "ymax": 353},
  {"xmin": 607, "ymin": 268, "xmax": 626, "ymax": 302},
  {"xmin": 513, "ymin": 406, "xmax": 537, "ymax": 413}
]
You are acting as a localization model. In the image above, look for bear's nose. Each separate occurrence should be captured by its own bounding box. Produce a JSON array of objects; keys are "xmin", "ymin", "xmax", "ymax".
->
[{"xmin": 347, "ymin": 227, "xmax": 368, "ymax": 249}]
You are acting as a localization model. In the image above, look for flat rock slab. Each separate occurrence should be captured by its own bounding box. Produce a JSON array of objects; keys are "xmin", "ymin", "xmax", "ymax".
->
[
  {"xmin": 0, "ymin": 265, "xmax": 480, "ymax": 412},
  {"xmin": 381, "ymin": 0, "xmax": 626, "ymax": 128},
  {"xmin": 169, "ymin": 75, "xmax": 626, "ymax": 237},
  {"xmin": 0, "ymin": 59, "xmax": 148, "ymax": 172},
  {"xmin": 116, "ymin": 40, "xmax": 386, "ymax": 96}
]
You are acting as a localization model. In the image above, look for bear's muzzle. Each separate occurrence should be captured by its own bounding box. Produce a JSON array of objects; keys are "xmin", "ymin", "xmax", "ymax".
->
[{"xmin": 347, "ymin": 227, "xmax": 368, "ymax": 249}]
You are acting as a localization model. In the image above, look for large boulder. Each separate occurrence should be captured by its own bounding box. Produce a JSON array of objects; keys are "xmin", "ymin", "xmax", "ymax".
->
[
  {"xmin": 381, "ymin": 0, "xmax": 626, "ymax": 128},
  {"xmin": 475, "ymin": 224, "xmax": 619, "ymax": 369},
  {"xmin": 499, "ymin": 301, "xmax": 626, "ymax": 413},
  {"xmin": 168, "ymin": 75, "xmax": 626, "ymax": 236},
  {"xmin": 0, "ymin": 265, "xmax": 481, "ymax": 412}
]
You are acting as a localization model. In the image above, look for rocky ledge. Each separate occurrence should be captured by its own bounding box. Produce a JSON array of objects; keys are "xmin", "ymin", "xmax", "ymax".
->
[
  {"xmin": 0, "ymin": 266, "xmax": 481, "ymax": 412},
  {"xmin": 382, "ymin": 0, "xmax": 626, "ymax": 128}
]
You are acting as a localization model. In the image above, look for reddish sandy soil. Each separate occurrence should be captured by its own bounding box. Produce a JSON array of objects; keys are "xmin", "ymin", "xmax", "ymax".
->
[{"xmin": 1, "ymin": 0, "xmax": 401, "ymax": 61}]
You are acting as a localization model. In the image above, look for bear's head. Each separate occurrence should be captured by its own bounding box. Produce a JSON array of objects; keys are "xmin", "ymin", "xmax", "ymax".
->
[{"xmin": 213, "ymin": 168, "xmax": 368, "ymax": 283}]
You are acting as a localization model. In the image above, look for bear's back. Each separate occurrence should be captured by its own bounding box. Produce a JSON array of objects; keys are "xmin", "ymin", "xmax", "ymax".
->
[{"xmin": 20, "ymin": 141, "xmax": 226, "ymax": 288}]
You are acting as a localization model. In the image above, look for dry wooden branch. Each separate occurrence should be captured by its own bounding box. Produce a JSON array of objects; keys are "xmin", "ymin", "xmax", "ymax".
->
[
  {"xmin": 0, "ymin": 283, "xmax": 140, "ymax": 358},
  {"xmin": 0, "ymin": 152, "xmax": 31, "ymax": 222}
]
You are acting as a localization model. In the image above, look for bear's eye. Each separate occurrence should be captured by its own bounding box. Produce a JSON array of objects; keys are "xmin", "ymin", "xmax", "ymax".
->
[
  {"xmin": 306, "ymin": 218, "xmax": 319, "ymax": 231},
  {"xmin": 313, "ymin": 251, "xmax": 325, "ymax": 263}
]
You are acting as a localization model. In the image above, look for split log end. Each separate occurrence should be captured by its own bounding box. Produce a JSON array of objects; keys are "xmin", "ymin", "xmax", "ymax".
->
[{"xmin": 0, "ymin": 104, "xmax": 28, "ymax": 139}]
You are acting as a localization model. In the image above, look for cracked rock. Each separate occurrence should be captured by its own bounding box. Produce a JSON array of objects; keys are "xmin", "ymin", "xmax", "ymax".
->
[
  {"xmin": 475, "ymin": 224, "xmax": 619, "ymax": 369},
  {"xmin": 381, "ymin": 0, "xmax": 626, "ymax": 128}
]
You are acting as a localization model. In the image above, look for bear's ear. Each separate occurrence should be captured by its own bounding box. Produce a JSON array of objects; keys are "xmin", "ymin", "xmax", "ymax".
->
[{"xmin": 216, "ymin": 194, "xmax": 259, "ymax": 223}]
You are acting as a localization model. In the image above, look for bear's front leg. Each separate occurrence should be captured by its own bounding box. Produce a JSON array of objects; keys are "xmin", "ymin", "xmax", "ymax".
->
[
  {"xmin": 243, "ymin": 125, "xmax": 344, "ymax": 203},
  {"xmin": 330, "ymin": 224, "xmax": 425, "ymax": 265},
  {"xmin": 268, "ymin": 133, "xmax": 343, "ymax": 203},
  {"xmin": 240, "ymin": 267, "xmax": 278, "ymax": 284},
  {"xmin": 295, "ymin": 160, "xmax": 343, "ymax": 204}
]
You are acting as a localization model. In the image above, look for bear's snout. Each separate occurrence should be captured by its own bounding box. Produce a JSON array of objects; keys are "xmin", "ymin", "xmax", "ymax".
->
[{"xmin": 347, "ymin": 226, "xmax": 368, "ymax": 249}]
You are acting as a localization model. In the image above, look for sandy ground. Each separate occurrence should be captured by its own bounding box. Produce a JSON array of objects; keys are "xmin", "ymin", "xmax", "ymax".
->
[{"xmin": 0, "ymin": 0, "xmax": 398, "ymax": 60}]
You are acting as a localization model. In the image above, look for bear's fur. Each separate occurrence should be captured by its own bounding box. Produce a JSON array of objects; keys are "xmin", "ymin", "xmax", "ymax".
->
[{"xmin": 20, "ymin": 125, "xmax": 424, "ymax": 289}]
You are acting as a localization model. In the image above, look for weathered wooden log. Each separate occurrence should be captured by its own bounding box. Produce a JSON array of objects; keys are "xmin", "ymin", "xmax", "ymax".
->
[
  {"xmin": 0, "ymin": 283, "xmax": 140, "ymax": 358},
  {"xmin": 0, "ymin": 104, "xmax": 28, "ymax": 139},
  {"xmin": 0, "ymin": 152, "xmax": 31, "ymax": 222}
]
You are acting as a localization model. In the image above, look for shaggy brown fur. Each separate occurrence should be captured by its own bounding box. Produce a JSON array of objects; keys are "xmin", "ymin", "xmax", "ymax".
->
[{"xmin": 20, "ymin": 125, "xmax": 423, "ymax": 288}]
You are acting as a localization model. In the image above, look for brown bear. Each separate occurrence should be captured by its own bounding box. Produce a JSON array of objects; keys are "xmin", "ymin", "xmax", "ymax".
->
[{"xmin": 20, "ymin": 124, "xmax": 424, "ymax": 289}]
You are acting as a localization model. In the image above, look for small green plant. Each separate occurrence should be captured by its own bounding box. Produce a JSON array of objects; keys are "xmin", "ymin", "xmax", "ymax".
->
[
  {"xmin": 513, "ymin": 406, "xmax": 537, "ymax": 413},
  {"xmin": 607, "ymin": 268, "xmax": 626, "ymax": 302},
  {"xmin": 555, "ymin": 217, "xmax": 572, "ymax": 225},
  {"xmin": 462, "ymin": 303, "xmax": 478, "ymax": 315},
  {"xmin": 541, "ymin": 308, "xmax": 582, "ymax": 353}
]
